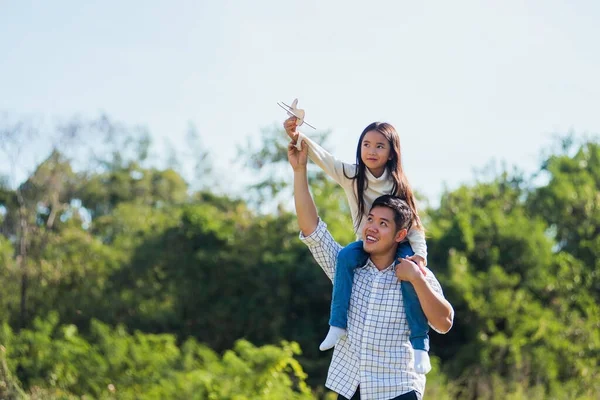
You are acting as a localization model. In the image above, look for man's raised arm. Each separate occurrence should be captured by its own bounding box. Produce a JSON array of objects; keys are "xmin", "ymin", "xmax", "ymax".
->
[{"xmin": 288, "ymin": 141, "xmax": 318, "ymax": 236}]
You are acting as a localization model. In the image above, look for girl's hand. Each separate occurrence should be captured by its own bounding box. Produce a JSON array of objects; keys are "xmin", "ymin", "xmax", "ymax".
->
[
  {"xmin": 283, "ymin": 116, "xmax": 300, "ymax": 142},
  {"xmin": 395, "ymin": 257, "xmax": 425, "ymax": 283},
  {"xmin": 407, "ymin": 255, "xmax": 427, "ymax": 273}
]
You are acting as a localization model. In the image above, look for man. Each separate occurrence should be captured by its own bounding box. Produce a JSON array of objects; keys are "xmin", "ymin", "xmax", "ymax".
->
[{"xmin": 288, "ymin": 140, "xmax": 454, "ymax": 400}]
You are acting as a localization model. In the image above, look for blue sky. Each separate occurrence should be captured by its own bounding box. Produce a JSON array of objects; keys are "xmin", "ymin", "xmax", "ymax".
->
[{"xmin": 1, "ymin": 0, "xmax": 599, "ymax": 203}]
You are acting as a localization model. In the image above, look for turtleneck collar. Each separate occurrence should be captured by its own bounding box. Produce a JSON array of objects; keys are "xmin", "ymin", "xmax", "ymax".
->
[{"xmin": 366, "ymin": 167, "xmax": 390, "ymax": 182}]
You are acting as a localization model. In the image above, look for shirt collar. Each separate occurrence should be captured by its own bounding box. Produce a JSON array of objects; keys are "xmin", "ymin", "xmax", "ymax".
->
[
  {"xmin": 365, "ymin": 167, "xmax": 389, "ymax": 182},
  {"xmin": 364, "ymin": 258, "xmax": 396, "ymax": 273}
]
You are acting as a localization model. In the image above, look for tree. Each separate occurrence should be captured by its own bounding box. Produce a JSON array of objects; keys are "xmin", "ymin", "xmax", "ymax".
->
[
  {"xmin": 0, "ymin": 112, "xmax": 79, "ymax": 328},
  {"xmin": 0, "ymin": 314, "xmax": 314, "ymax": 399},
  {"xmin": 528, "ymin": 140, "xmax": 600, "ymax": 299},
  {"xmin": 425, "ymin": 144, "xmax": 600, "ymax": 398}
]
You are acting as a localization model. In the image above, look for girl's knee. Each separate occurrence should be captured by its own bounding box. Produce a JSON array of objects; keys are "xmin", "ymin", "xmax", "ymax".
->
[
  {"xmin": 338, "ymin": 241, "xmax": 368, "ymax": 268},
  {"xmin": 339, "ymin": 241, "xmax": 363, "ymax": 257}
]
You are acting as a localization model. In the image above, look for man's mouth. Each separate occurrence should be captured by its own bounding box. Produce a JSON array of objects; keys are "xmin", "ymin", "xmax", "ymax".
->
[{"xmin": 365, "ymin": 235, "xmax": 378, "ymax": 243}]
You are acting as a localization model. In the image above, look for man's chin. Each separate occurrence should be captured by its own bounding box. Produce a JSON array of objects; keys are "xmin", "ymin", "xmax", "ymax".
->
[{"xmin": 362, "ymin": 242, "xmax": 375, "ymax": 253}]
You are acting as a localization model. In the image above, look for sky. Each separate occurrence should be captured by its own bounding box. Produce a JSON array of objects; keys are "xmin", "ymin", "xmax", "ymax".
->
[{"xmin": 1, "ymin": 0, "xmax": 600, "ymax": 204}]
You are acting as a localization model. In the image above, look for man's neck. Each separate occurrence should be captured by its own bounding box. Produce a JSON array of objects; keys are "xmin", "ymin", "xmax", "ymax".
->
[{"xmin": 369, "ymin": 252, "xmax": 396, "ymax": 271}]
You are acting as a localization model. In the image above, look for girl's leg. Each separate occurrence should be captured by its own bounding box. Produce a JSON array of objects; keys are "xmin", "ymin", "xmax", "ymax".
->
[
  {"xmin": 400, "ymin": 281, "xmax": 430, "ymax": 353},
  {"xmin": 320, "ymin": 240, "xmax": 368, "ymax": 351},
  {"xmin": 401, "ymin": 280, "xmax": 432, "ymax": 373},
  {"xmin": 397, "ymin": 247, "xmax": 431, "ymax": 373},
  {"xmin": 329, "ymin": 240, "xmax": 368, "ymax": 328}
]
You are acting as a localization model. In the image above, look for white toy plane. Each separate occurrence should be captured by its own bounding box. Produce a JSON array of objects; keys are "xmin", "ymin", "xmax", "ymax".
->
[{"xmin": 277, "ymin": 98, "xmax": 316, "ymax": 129}]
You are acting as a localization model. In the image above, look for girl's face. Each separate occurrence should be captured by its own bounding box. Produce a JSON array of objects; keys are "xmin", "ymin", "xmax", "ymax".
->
[{"xmin": 360, "ymin": 130, "xmax": 392, "ymax": 177}]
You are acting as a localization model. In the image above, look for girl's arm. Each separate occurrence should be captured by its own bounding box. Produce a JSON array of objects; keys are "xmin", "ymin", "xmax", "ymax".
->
[
  {"xmin": 406, "ymin": 228, "xmax": 428, "ymax": 266},
  {"xmin": 283, "ymin": 117, "xmax": 354, "ymax": 187},
  {"xmin": 299, "ymin": 133, "xmax": 354, "ymax": 186}
]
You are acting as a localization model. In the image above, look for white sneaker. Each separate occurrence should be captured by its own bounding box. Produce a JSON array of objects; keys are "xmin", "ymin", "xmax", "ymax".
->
[
  {"xmin": 319, "ymin": 326, "xmax": 347, "ymax": 351},
  {"xmin": 414, "ymin": 349, "xmax": 432, "ymax": 374}
]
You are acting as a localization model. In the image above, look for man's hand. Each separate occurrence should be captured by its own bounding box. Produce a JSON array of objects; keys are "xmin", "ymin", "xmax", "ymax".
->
[
  {"xmin": 288, "ymin": 140, "xmax": 308, "ymax": 171},
  {"xmin": 398, "ymin": 256, "xmax": 455, "ymax": 334},
  {"xmin": 395, "ymin": 257, "xmax": 426, "ymax": 283},
  {"xmin": 284, "ymin": 116, "xmax": 300, "ymax": 142}
]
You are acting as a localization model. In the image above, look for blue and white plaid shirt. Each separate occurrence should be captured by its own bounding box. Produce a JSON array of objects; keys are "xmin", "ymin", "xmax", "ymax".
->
[{"xmin": 300, "ymin": 219, "xmax": 448, "ymax": 400}]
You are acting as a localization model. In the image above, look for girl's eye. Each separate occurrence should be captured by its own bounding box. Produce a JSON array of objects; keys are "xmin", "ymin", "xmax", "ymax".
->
[{"xmin": 377, "ymin": 145, "xmax": 384, "ymax": 149}]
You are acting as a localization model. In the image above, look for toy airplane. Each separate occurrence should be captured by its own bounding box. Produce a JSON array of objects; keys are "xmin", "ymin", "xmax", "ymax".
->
[{"xmin": 277, "ymin": 98, "xmax": 316, "ymax": 129}]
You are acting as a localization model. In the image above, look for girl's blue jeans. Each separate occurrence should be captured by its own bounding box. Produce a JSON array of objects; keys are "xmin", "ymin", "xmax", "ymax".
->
[{"xmin": 329, "ymin": 240, "xmax": 430, "ymax": 352}]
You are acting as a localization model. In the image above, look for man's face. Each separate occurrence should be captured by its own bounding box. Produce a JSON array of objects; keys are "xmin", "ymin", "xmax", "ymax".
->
[{"xmin": 362, "ymin": 206, "xmax": 407, "ymax": 256}]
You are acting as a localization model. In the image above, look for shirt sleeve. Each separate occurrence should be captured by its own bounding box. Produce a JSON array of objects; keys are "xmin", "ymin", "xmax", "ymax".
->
[
  {"xmin": 298, "ymin": 132, "xmax": 356, "ymax": 187},
  {"xmin": 299, "ymin": 218, "xmax": 343, "ymax": 283},
  {"xmin": 423, "ymin": 268, "xmax": 454, "ymax": 334},
  {"xmin": 406, "ymin": 228, "xmax": 428, "ymax": 264}
]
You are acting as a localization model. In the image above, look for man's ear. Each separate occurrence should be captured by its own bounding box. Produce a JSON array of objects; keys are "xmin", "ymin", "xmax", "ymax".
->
[{"xmin": 395, "ymin": 228, "xmax": 408, "ymax": 243}]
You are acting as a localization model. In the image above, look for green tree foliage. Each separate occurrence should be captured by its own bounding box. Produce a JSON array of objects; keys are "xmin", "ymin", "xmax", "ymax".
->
[
  {"xmin": 425, "ymin": 161, "xmax": 600, "ymax": 398},
  {"xmin": 77, "ymin": 164, "xmax": 188, "ymax": 219},
  {"xmin": 528, "ymin": 140, "xmax": 600, "ymax": 299},
  {"xmin": 0, "ymin": 314, "xmax": 312, "ymax": 399},
  {"xmin": 0, "ymin": 236, "xmax": 17, "ymax": 325}
]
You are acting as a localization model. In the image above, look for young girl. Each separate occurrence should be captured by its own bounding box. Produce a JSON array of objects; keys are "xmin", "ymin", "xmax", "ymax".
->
[{"xmin": 284, "ymin": 117, "xmax": 432, "ymax": 374}]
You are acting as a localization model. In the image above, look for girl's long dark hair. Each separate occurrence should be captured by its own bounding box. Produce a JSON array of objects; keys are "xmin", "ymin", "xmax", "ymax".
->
[{"xmin": 343, "ymin": 122, "xmax": 423, "ymax": 232}]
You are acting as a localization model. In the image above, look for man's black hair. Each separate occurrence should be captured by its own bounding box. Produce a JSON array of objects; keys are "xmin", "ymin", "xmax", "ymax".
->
[{"xmin": 370, "ymin": 195, "xmax": 414, "ymax": 232}]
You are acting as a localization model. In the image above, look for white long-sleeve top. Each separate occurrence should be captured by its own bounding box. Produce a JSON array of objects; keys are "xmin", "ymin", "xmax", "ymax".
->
[{"xmin": 299, "ymin": 133, "xmax": 428, "ymax": 261}]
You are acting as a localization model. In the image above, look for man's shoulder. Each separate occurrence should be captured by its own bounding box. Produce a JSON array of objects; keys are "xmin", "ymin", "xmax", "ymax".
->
[{"xmin": 396, "ymin": 241, "xmax": 415, "ymax": 257}]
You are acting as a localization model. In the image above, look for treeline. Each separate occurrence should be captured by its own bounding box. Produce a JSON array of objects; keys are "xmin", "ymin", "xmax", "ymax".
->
[{"xmin": 0, "ymin": 115, "xmax": 598, "ymax": 399}]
